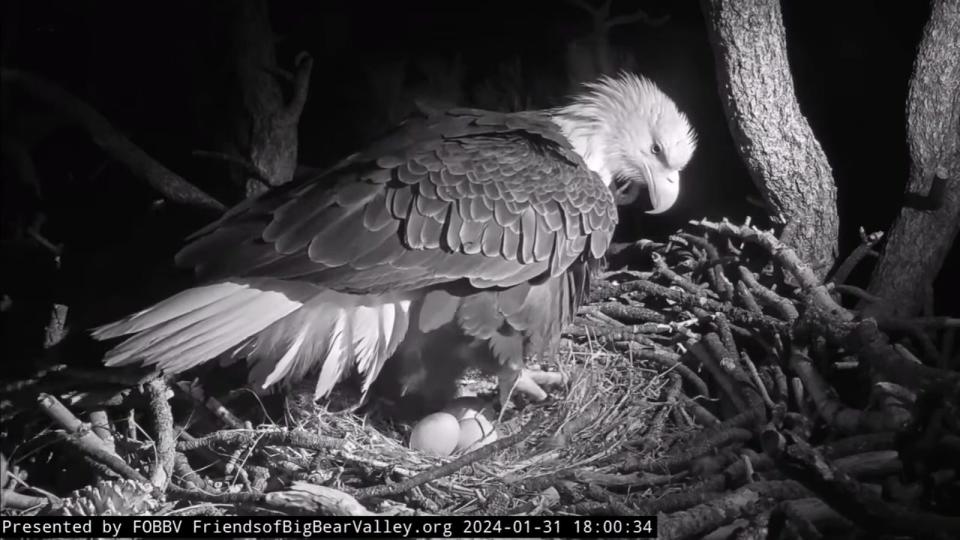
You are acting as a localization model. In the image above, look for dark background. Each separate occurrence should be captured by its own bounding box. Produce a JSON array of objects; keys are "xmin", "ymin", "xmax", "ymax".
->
[{"xmin": 1, "ymin": 0, "xmax": 954, "ymax": 364}]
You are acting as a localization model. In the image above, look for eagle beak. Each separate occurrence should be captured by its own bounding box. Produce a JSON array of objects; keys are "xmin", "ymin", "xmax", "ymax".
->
[{"xmin": 645, "ymin": 171, "xmax": 680, "ymax": 215}]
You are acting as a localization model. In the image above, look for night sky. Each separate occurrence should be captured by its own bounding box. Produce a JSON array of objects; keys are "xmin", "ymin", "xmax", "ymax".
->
[{"xmin": 1, "ymin": 0, "xmax": 955, "ymax": 359}]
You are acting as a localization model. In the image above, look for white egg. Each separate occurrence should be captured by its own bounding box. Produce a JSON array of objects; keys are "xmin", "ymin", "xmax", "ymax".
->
[
  {"xmin": 456, "ymin": 414, "xmax": 498, "ymax": 453},
  {"xmin": 409, "ymin": 412, "xmax": 460, "ymax": 457}
]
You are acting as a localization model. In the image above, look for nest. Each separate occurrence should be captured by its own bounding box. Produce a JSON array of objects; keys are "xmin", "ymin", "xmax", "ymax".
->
[
  {"xmin": 3, "ymin": 218, "xmax": 959, "ymax": 539},
  {"xmin": 269, "ymin": 341, "xmax": 677, "ymax": 515}
]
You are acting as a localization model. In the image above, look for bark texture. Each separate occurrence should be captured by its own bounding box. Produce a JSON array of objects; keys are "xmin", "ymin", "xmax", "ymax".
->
[
  {"xmin": 700, "ymin": 0, "xmax": 839, "ymax": 278},
  {"xmin": 864, "ymin": 0, "xmax": 960, "ymax": 317},
  {"xmin": 226, "ymin": 0, "xmax": 312, "ymax": 197}
]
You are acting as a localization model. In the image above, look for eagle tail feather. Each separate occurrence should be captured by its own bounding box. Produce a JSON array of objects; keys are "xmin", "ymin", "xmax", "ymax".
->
[
  {"xmin": 93, "ymin": 280, "xmax": 411, "ymax": 399},
  {"xmin": 241, "ymin": 291, "xmax": 412, "ymax": 399},
  {"xmin": 94, "ymin": 280, "xmax": 313, "ymax": 371}
]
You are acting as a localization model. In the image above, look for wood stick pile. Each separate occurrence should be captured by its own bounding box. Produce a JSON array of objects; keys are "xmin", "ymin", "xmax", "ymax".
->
[{"xmin": 2, "ymin": 218, "xmax": 958, "ymax": 539}]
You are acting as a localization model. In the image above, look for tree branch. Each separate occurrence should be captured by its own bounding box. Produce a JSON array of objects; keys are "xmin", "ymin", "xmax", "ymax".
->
[
  {"xmin": 864, "ymin": 0, "xmax": 960, "ymax": 317},
  {"xmin": 700, "ymin": 0, "xmax": 839, "ymax": 277},
  {"xmin": 0, "ymin": 69, "xmax": 225, "ymax": 211}
]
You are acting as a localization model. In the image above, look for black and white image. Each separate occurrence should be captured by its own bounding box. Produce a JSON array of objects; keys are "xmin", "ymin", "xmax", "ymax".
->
[{"xmin": 1, "ymin": 1, "xmax": 958, "ymax": 537}]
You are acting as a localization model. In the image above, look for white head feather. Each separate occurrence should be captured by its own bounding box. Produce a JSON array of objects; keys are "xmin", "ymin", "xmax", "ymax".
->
[{"xmin": 551, "ymin": 72, "xmax": 697, "ymax": 213}]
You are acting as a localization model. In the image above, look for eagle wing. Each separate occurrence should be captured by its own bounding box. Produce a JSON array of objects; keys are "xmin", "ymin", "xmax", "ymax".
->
[
  {"xmin": 176, "ymin": 108, "xmax": 618, "ymax": 294},
  {"xmin": 94, "ymin": 108, "xmax": 617, "ymax": 398}
]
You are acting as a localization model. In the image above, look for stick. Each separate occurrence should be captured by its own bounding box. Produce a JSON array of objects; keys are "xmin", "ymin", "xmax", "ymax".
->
[
  {"xmin": 353, "ymin": 415, "xmax": 543, "ymax": 500},
  {"xmin": 145, "ymin": 378, "xmax": 176, "ymax": 489},
  {"xmin": 176, "ymin": 429, "xmax": 342, "ymax": 452}
]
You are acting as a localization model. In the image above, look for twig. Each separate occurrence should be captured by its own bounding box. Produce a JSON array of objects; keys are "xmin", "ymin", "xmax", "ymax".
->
[
  {"xmin": 738, "ymin": 266, "xmax": 799, "ymax": 322},
  {"xmin": 652, "ymin": 253, "xmax": 714, "ymax": 297},
  {"xmin": 641, "ymin": 373, "xmax": 682, "ymax": 445},
  {"xmin": 688, "ymin": 340, "xmax": 748, "ymax": 413},
  {"xmin": 176, "ymin": 429, "xmax": 342, "ymax": 452},
  {"xmin": 680, "ymin": 395, "xmax": 720, "ymax": 426},
  {"xmin": 676, "ymin": 232, "xmax": 735, "ymax": 300},
  {"xmin": 622, "ymin": 427, "xmax": 753, "ymax": 473},
  {"xmin": 172, "ymin": 453, "xmax": 208, "ymax": 491},
  {"xmin": 600, "ymin": 278, "xmax": 787, "ymax": 331},
  {"xmin": 657, "ymin": 480, "xmax": 809, "ymax": 540},
  {"xmin": 877, "ymin": 316, "xmax": 945, "ymax": 364},
  {"xmin": 614, "ymin": 343, "xmax": 710, "ymax": 398},
  {"xmin": 166, "ymin": 485, "xmax": 264, "ymax": 505},
  {"xmin": 38, "ymin": 393, "xmax": 113, "ymax": 456},
  {"xmin": 829, "ymin": 228, "xmax": 883, "ymax": 285},
  {"xmin": 693, "ymin": 219, "xmax": 960, "ymax": 391},
  {"xmin": 790, "ymin": 351, "xmax": 910, "ymax": 433},
  {"xmin": 56, "ymin": 430, "xmax": 148, "ymax": 484},
  {"xmin": 265, "ymin": 481, "xmax": 375, "ymax": 516},
  {"xmin": 87, "ymin": 410, "xmax": 115, "ymax": 454},
  {"xmin": 353, "ymin": 415, "xmax": 543, "ymax": 500},
  {"xmin": 832, "ymin": 284, "xmax": 882, "ymax": 304},
  {"xmin": 818, "ymin": 432, "xmax": 897, "ymax": 459},
  {"xmin": 763, "ymin": 429, "xmax": 960, "ymax": 537},
  {"xmin": 581, "ymin": 302, "xmax": 668, "ymax": 324},
  {"xmin": 740, "ymin": 351, "xmax": 775, "ymax": 410},
  {"xmin": 1, "ymin": 490, "xmax": 49, "ymax": 510},
  {"xmin": 145, "ymin": 378, "xmax": 176, "ymax": 489},
  {"xmin": 735, "ymin": 280, "xmax": 763, "ymax": 314}
]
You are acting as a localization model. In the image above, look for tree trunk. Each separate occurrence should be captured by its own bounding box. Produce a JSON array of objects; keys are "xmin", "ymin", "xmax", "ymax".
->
[
  {"xmin": 226, "ymin": 0, "xmax": 312, "ymax": 197},
  {"xmin": 700, "ymin": 0, "xmax": 839, "ymax": 278},
  {"xmin": 863, "ymin": 0, "xmax": 960, "ymax": 317}
]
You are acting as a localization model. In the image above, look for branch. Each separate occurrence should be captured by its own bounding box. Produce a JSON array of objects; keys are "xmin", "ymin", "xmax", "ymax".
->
[
  {"xmin": 145, "ymin": 379, "xmax": 176, "ymax": 490},
  {"xmin": 38, "ymin": 396, "xmax": 149, "ymax": 485},
  {"xmin": 692, "ymin": 219, "xmax": 960, "ymax": 391},
  {"xmin": 1, "ymin": 69, "xmax": 225, "ymax": 211},
  {"xmin": 763, "ymin": 430, "xmax": 960, "ymax": 537},
  {"xmin": 863, "ymin": 0, "xmax": 960, "ymax": 316},
  {"xmin": 658, "ymin": 480, "xmax": 809, "ymax": 540},
  {"xmin": 176, "ymin": 428, "xmax": 342, "ymax": 452},
  {"xmin": 828, "ymin": 228, "xmax": 883, "ymax": 285},
  {"xmin": 700, "ymin": 0, "xmax": 839, "ymax": 276}
]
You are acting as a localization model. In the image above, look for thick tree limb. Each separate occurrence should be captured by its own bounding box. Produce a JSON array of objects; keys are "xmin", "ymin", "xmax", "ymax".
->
[
  {"xmin": 864, "ymin": 0, "xmax": 960, "ymax": 317},
  {"xmin": 225, "ymin": 0, "xmax": 313, "ymax": 196},
  {"xmin": 0, "ymin": 69, "xmax": 225, "ymax": 211},
  {"xmin": 700, "ymin": 0, "xmax": 839, "ymax": 277},
  {"xmin": 658, "ymin": 480, "xmax": 809, "ymax": 540}
]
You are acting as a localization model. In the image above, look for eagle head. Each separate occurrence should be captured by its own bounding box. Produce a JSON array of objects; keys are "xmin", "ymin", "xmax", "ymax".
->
[{"xmin": 552, "ymin": 72, "xmax": 697, "ymax": 214}]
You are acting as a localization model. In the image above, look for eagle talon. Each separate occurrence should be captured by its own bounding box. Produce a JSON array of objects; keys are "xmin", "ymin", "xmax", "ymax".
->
[
  {"xmin": 497, "ymin": 368, "xmax": 566, "ymax": 412},
  {"xmin": 524, "ymin": 369, "xmax": 568, "ymax": 389}
]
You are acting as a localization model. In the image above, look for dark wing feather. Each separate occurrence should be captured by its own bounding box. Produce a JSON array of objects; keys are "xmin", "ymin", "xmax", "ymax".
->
[{"xmin": 176, "ymin": 109, "xmax": 618, "ymax": 295}]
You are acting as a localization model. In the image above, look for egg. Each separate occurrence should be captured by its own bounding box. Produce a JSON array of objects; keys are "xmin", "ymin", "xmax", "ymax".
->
[
  {"xmin": 443, "ymin": 397, "xmax": 494, "ymax": 421},
  {"xmin": 456, "ymin": 414, "xmax": 498, "ymax": 453},
  {"xmin": 409, "ymin": 412, "xmax": 460, "ymax": 457}
]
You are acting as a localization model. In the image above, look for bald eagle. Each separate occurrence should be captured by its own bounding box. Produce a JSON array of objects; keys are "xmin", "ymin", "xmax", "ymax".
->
[{"xmin": 92, "ymin": 72, "xmax": 696, "ymax": 409}]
